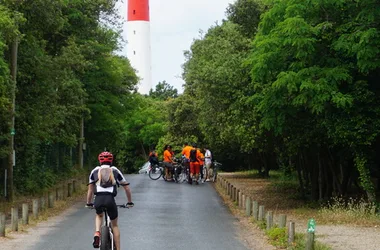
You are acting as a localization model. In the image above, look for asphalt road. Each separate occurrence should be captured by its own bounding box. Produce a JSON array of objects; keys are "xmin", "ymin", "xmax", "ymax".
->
[{"xmin": 23, "ymin": 174, "xmax": 250, "ymax": 250}]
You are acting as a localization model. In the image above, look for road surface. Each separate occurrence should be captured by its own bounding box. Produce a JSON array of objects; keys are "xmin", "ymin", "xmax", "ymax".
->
[{"xmin": 3, "ymin": 174, "xmax": 251, "ymax": 250}]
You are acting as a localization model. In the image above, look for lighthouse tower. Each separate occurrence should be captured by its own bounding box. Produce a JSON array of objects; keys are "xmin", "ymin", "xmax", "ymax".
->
[{"xmin": 127, "ymin": 0, "xmax": 152, "ymax": 94}]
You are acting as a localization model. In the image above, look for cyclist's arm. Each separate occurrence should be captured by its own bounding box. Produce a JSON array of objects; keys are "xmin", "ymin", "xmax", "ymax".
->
[
  {"xmin": 122, "ymin": 184, "xmax": 132, "ymax": 203},
  {"xmin": 86, "ymin": 171, "xmax": 97, "ymax": 204},
  {"xmin": 86, "ymin": 183, "xmax": 94, "ymax": 204}
]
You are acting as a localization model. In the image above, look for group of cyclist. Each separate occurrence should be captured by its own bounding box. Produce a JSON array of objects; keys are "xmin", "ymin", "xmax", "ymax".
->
[{"xmin": 149, "ymin": 142, "xmax": 214, "ymax": 185}]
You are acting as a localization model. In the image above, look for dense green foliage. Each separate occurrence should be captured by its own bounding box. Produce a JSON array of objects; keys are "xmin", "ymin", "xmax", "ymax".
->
[
  {"xmin": 0, "ymin": 0, "xmax": 141, "ymax": 197},
  {"xmin": 175, "ymin": 0, "xmax": 380, "ymax": 202},
  {"xmin": 1, "ymin": 0, "xmax": 379, "ymax": 204}
]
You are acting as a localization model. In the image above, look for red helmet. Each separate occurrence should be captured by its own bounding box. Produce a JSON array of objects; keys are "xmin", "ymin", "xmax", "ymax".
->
[{"xmin": 98, "ymin": 151, "xmax": 113, "ymax": 164}]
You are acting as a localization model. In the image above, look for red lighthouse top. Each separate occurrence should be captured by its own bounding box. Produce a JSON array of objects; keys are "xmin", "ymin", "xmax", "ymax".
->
[{"xmin": 128, "ymin": 0, "xmax": 150, "ymax": 21}]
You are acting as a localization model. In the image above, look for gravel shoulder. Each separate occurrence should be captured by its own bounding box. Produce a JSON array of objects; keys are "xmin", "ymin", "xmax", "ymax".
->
[{"xmin": 217, "ymin": 173, "xmax": 380, "ymax": 250}]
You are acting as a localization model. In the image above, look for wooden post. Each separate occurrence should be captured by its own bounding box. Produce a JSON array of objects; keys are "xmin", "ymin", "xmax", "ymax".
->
[
  {"xmin": 40, "ymin": 195, "xmax": 46, "ymax": 211},
  {"xmin": 288, "ymin": 221, "xmax": 295, "ymax": 245},
  {"xmin": 68, "ymin": 182, "xmax": 73, "ymax": 197},
  {"xmin": 306, "ymin": 232, "xmax": 315, "ymax": 250},
  {"xmin": 266, "ymin": 211, "xmax": 273, "ymax": 230},
  {"xmin": 11, "ymin": 207, "xmax": 18, "ymax": 231},
  {"xmin": 239, "ymin": 191, "xmax": 243, "ymax": 208},
  {"xmin": 228, "ymin": 183, "xmax": 231, "ymax": 196},
  {"xmin": 245, "ymin": 197, "xmax": 252, "ymax": 216},
  {"xmin": 252, "ymin": 201, "xmax": 258, "ymax": 220},
  {"xmin": 56, "ymin": 188, "xmax": 60, "ymax": 201},
  {"xmin": 258, "ymin": 205, "xmax": 265, "ymax": 221},
  {"xmin": 234, "ymin": 187, "xmax": 237, "ymax": 202},
  {"xmin": 48, "ymin": 192, "xmax": 55, "ymax": 208},
  {"xmin": 32, "ymin": 199, "xmax": 39, "ymax": 218},
  {"xmin": 22, "ymin": 203, "xmax": 29, "ymax": 225},
  {"xmin": 63, "ymin": 183, "xmax": 67, "ymax": 199},
  {"xmin": 242, "ymin": 194, "xmax": 246, "ymax": 208},
  {"xmin": 73, "ymin": 180, "xmax": 77, "ymax": 193},
  {"xmin": 0, "ymin": 212, "xmax": 5, "ymax": 237},
  {"xmin": 238, "ymin": 190, "xmax": 241, "ymax": 206},
  {"xmin": 279, "ymin": 214, "xmax": 287, "ymax": 228}
]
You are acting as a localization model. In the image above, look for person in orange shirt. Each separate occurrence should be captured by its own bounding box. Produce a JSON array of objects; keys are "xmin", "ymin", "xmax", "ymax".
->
[
  {"xmin": 198, "ymin": 150, "xmax": 205, "ymax": 182},
  {"xmin": 163, "ymin": 145, "xmax": 174, "ymax": 181},
  {"xmin": 189, "ymin": 143, "xmax": 202, "ymax": 185},
  {"xmin": 181, "ymin": 142, "xmax": 193, "ymax": 184},
  {"xmin": 181, "ymin": 142, "xmax": 192, "ymax": 160}
]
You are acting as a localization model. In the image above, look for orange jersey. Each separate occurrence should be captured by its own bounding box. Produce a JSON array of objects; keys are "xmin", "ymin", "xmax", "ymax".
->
[
  {"xmin": 181, "ymin": 145, "xmax": 193, "ymax": 159},
  {"xmin": 163, "ymin": 150, "xmax": 173, "ymax": 163},
  {"xmin": 198, "ymin": 151, "xmax": 204, "ymax": 165}
]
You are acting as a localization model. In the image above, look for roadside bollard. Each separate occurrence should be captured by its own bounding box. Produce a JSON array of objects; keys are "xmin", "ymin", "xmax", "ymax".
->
[
  {"xmin": 279, "ymin": 214, "xmax": 287, "ymax": 228},
  {"xmin": 22, "ymin": 203, "xmax": 29, "ymax": 225},
  {"xmin": 11, "ymin": 207, "xmax": 18, "ymax": 231},
  {"xmin": 252, "ymin": 201, "xmax": 259, "ymax": 220},
  {"xmin": 33, "ymin": 199, "xmax": 39, "ymax": 219},
  {"xmin": 288, "ymin": 221, "xmax": 295, "ymax": 245},
  {"xmin": 245, "ymin": 197, "xmax": 252, "ymax": 216},
  {"xmin": 258, "ymin": 205, "xmax": 265, "ymax": 221},
  {"xmin": 266, "ymin": 211, "xmax": 273, "ymax": 230},
  {"xmin": 0, "ymin": 212, "xmax": 5, "ymax": 237}
]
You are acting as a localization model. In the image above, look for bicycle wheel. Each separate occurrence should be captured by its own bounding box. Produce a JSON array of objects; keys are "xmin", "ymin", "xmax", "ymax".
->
[
  {"xmin": 174, "ymin": 166, "xmax": 183, "ymax": 183},
  {"xmin": 212, "ymin": 170, "xmax": 217, "ymax": 183},
  {"xmin": 100, "ymin": 226, "xmax": 111, "ymax": 250},
  {"xmin": 149, "ymin": 165, "xmax": 163, "ymax": 180}
]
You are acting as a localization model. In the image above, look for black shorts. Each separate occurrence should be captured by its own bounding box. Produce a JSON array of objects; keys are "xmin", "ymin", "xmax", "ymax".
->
[{"xmin": 94, "ymin": 193, "xmax": 118, "ymax": 220}]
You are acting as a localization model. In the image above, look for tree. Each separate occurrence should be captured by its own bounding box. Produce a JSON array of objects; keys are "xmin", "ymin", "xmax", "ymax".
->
[{"xmin": 149, "ymin": 80, "xmax": 178, "ymax": 100}]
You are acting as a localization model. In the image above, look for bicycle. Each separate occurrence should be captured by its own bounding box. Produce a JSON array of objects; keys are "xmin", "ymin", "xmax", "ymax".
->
[
  {"xmin": 148, "ymin": 161, "xmax": 181, "ymax": 182},
  {"xmin": 211, "ymin": 161, "xmax": 222, "ymax": 183},
  {"xmin": 148, "ymin": 162, "xmax": 164, "ymax": 180},
  {"xmin": 88, "ymin": 204, "xmax": 131, "ymax": 250}
]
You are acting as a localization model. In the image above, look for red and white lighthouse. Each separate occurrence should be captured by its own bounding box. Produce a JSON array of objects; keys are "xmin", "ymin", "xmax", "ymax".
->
[{"xmin": 127, "ymin": 0, "xmax": 152, "ymax": 94}]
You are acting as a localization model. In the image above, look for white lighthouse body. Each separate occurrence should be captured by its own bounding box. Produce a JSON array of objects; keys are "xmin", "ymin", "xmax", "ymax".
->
[{"xmin": 127, "ymin": 0, "xmax": 152, "ymax": 94}]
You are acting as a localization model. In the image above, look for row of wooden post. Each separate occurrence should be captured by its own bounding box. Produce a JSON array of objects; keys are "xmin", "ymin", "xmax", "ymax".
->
[
  {"xmin": 0, "ymin": 176, "xmax": 86, "ymax": 237},
  {"xmin": 217, "ymin": 175, "xmax": 315, "ymax": 250}
]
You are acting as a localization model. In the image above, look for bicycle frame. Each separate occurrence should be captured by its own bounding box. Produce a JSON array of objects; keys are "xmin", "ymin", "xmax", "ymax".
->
[{"xmin": 103, "ymin": 209, "xmax": 114, "ymax": 250}]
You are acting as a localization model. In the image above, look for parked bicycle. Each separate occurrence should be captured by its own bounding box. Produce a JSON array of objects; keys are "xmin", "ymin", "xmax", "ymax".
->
[
  {"xmin": 148, "ymin": 162, "xmax": 164, "ymax": 180},
  {"xmin": 148, "ymin": 159, "xmax": 183, "ymax": 183}
]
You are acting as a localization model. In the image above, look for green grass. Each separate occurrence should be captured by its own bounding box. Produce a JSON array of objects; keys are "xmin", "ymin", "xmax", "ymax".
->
[
  {"xmin": 288, "ymin": 233, "xmax": 332, "ymax": 250},
  {"xmin": 265, "ymin": 227, "xmax": 332, "ymax": 250}
]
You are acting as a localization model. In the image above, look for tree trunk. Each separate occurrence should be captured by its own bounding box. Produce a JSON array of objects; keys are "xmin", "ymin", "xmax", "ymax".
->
[
  {"xmin": 7, "ymin": 38, "xmax": 19, "ymax": 202},
  {"xmin": 296, "ymin": 155, "xmax": 305, "ymax": 198}
]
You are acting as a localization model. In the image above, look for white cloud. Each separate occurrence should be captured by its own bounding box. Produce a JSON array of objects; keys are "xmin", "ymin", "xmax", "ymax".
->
[{"xmin": 118, "ymin": 0, "xmax": 236, "ymax": 93}]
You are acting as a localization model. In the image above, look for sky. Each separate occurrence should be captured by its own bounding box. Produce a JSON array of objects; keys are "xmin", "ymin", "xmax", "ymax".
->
[{"xmin": 117, "ymin": 0, "xmax": 236, "ymax": 93}]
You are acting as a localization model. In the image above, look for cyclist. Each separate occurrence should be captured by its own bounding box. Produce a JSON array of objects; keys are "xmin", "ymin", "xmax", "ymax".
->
[
  {"xmin": 163, "ymin": 145, "xmax": 174, "ymax": 181},
  {"xmin": 199, "ymin": 149, "xmax": 205, "ymax": 182},
  {"xmin": 204, "ymin": 146, "xmax": 212, "ymax": 182},
  {"xmin": 148, "ymin": 149, "xmax": 159, "ymax": 166},
  {"xmin": 86, "ymin": 151, "xmax": 134, "ymax": 250},
  {"xmin": 181, "ymin": 142, "xmax": 192, "ymax": 183},
  {"xmin": 189, "ymin": 143, "xmax": 202, "ymax": 185}
]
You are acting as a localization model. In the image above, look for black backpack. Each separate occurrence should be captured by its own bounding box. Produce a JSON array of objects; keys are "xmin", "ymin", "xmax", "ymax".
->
[{"xmin": 189, "ymin": 148, "xmax": 198, "ymax": 162}]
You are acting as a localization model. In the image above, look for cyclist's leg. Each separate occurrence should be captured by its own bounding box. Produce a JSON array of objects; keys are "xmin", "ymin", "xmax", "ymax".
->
[
  {"xmin": 194, "ymin": 162, "xmax": 200, "ymax": 184},
  {"xmin": 205, "ymin": 162, "xmax": 211, "ymax": 181},
  {"xmin": 111, "ymin": 218, "xmax": 120, "ymax": 250},
  {"xmin": 107, "ymin": 197, "xmax": 119, "ymax": 250},
  {"xmin": 93, "ymin": 195, "xmax": 106, "ymax": 248}
]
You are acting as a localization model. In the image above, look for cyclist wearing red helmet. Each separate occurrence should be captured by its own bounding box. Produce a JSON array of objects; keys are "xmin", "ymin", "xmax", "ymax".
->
[{"xmin": 86, "ymin": 151, "xmax": 133, "ymax": 250}]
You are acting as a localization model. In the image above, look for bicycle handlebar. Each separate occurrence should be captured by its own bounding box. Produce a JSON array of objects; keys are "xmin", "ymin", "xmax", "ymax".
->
[{"xmin": 85, "ymin": 202, "xmax": 134, "ymax": 209}]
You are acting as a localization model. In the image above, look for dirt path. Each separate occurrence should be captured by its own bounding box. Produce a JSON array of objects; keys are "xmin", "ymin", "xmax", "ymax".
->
[{"xmin": 217, "ymin": 173, "xmax": 380, "ymax": 250}]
